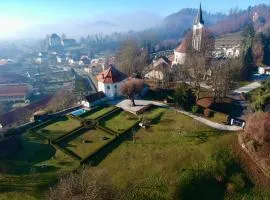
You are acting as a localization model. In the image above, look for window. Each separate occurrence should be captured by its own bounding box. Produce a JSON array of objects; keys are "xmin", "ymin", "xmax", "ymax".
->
[
  {"xmin": 107, "ymin": 85, "xmax": 110, "ymax": 90},
  {"xmin": 115, "ymin": 85, "xmax": 117, "ymax": 89}
]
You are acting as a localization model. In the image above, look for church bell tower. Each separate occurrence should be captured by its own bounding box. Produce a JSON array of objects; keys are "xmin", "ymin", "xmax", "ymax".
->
[{"xmin": 192, "ymin": 3, "xmax": 204, "ymax": 51}]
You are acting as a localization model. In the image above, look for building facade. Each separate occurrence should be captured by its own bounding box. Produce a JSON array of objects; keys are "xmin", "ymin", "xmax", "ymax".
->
[{"xmin": 96, "ymin": 66, "xmax": 127, "ymax": 98}]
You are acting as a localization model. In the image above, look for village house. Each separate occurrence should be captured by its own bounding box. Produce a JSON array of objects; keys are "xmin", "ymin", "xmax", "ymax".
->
[
  {"xmin": 258, "ymin": 66, "xmax": 270, "ymax": 75},
  {"xmin": 96, "ymin": 65, "xmax": 128, "ymax": 98},
  {"xmin": 0, "ymin": 84, "xmax": 30, "ymax": 102},
  {"xmin": 81, "ymin": 91, "xmax": 106, "ymax": 108},
  {"xmin": 145, "ymin": 56, "xmax": 172, "ymax": 81}
]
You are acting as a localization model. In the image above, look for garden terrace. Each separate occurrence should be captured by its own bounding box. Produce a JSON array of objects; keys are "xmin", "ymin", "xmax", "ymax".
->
[
  {"xmin": 59, "ymin": 128, "xmax": 114, "ymax": 159},
  {"xmin": 98, "ymin": 109, "xmax": 140, "ymax": 134},
  {"xmin": 96, "ymin": 108, "xmax": 255, "ymax": 199},
  {"xmin": 34, "ymin": 116, "xmax": 82, "ymax": 140},
  {"xmin": 80, "ymin": 105, "xmax": 117, "ymax": 120}
]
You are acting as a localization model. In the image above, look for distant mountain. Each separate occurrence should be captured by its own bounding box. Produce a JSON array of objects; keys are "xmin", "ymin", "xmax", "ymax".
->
[
  {"xmin": 158, "ymin": 8, "xmax": 227, "ymax": 40},
  {"xmin": 159, "ymin": 4, "xmax": 270, "ymax": 40},
  {"xmin": 89, "ymin": 21, "xmax": 119, "ymax": 27}
]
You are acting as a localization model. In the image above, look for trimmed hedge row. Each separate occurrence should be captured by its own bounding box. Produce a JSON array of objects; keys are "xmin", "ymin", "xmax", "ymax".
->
[
  {"xmin": 80, "ymin": 122, "xmax": 140, "ymax": 165},
  {"xmin": 95, "ymin": 107, "xmax": 121, "ymax": 121},
  {"xmin": 53, "ymin": 126, "xmax": 86, "ymax": 143},
  {"xmin": 51, "ymin": 142, "xmax": 81, "ymax": 161}
]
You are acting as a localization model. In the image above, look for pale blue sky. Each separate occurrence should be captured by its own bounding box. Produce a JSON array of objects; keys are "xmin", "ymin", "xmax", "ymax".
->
[{"xmin": 0, "ymin": 0, "xmax": 268, "ymax": 38}]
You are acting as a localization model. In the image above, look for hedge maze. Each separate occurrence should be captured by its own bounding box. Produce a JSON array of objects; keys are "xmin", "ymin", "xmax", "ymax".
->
[{"xmin": 30, "ymin": 106, "xmax": 140, "ymax": 165}]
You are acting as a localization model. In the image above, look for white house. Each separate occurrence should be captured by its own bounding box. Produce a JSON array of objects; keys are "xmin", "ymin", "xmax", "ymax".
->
[
  {"xmin": 96, "ymin": 65, "xmax": 127, "ymax": 98},
  {"xmin": 258, "ymin": 66, "xmax": 270, "ymax": 75},
  {"xmin": 81, "ymin": 91, "xmax": 106, "ymax": 108}
]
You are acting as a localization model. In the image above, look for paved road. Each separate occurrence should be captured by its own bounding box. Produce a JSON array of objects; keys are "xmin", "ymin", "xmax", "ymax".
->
[
  {"xmin": 112, "ymin": 99, "xmax": 242, "ymax": 132},
  {"xmin": 233, "ymin": 82, "xmax": 261, "ymax": 94},
  {"xmin": 171, "ymin": 108, "xmax": 242, "ymax": 131}
]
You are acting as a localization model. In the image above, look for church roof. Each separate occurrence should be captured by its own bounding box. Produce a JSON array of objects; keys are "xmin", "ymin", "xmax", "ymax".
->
[
  {"xmin": 96, "ymin": 65, "xmax": 127, "ymax": 84},
  {"xmin": 194, "ymin": 3, "xmax": 204, "ymax": 25},
  {"xmin": 175, "ymin": 38, "xmax": 188, "ymax": 53}
]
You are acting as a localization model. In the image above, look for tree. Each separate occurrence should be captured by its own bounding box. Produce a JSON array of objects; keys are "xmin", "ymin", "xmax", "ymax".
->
[
  {"xmin": 45, "ymin": 89, "xmax": 77, "ymax": 113},
  {"xmin": 244, "ymin": 112, "xmax": 270, "ymax": 144},
  {"xmin": 210, "ymin": 59, "xmax": 233, "ymax": 101},
  {"xmin": 184, "ymin": 29, "xmax": 214, "ymax": 101},
  {"xmin": 174, "ymin": 83, "xmax": 196, "ymax": 110},
  {"xmin": 121, "ymin": 78, "xmax": 144, "ymax": 106},
  {"xmin": 240, "ymin": 22, "xmax": 255, "ymax": 79},
  {"xmin": 116, "ymin": 40, "xmax": 148, "ymax": 76}
]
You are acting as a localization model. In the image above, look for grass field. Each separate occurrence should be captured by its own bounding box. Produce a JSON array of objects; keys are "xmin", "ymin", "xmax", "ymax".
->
[
  {"xmin": 0, "ymin": 131, "xmax": 79, "ymax": 199},
  {"xmin": 97, "ymin": 108, "xmax": 236, "ymax": 198},
  {"xmin": 81, "ymin": 106, "xmax": 116, "ymax": 120},
  {"xmin": 99, "ymin": 110, "xmax": 139, "ymax": 133},
  {"xmin": 36, "ymin": 116, "xmax": 81, "ymax": 140},
  {"xmin": 60, "ymin": 128, "xmax": 114, "ymax": 158}
]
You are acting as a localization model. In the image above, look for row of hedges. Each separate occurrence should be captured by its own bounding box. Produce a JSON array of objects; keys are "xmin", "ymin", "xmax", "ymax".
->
[
  {"xmin": 51, "ymin": 142, "xmax": 81, "ymax": 161},
  {"xmin": 95, "ymin": 107, "xmax": 121, "ymax": 121},
  {"xmin": 80, "ymin": 121, "xmax": 140, "ymax": 164},
  {"xmin": 53, "ymin": 126, "xmax": 86, "ymax": 143}
]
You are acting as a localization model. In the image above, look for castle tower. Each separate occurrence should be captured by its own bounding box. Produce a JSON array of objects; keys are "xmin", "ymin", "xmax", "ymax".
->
[{"xmin": 192, "ymin": 3, "xmax": 204, "ymax": 51}]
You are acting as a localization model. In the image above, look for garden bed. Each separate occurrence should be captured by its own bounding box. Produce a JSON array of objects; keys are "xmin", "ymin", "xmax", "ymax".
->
[
  {"xmin": 59, "ymin": 129, "xmax": 113, "ymax": 159},
  {"xmin": 35, "ymin": 116, "xmax": 82, "ymax": 140}
]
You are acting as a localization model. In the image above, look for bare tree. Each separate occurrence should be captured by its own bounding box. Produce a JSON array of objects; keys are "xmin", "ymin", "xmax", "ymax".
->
[
  {"xmin": 116, "ymin": 40, "xmax": 148, "ymax": 76},
  {"xmin": 121, "ymin": 78, "xmax": 144, "ymax": 106},
  {"xmin": 210, "ymin": 59, "xmax": 232, "ymax": 101},
  {"xmin": 45, "ymin": 89, "xmax": 77, "ymax": 113},
  {"xmin": 244, "ymin": 112, "xmax": 270, "ymax": 144},
  {"xmin": 48, "ymin": 167, "xmax": 118, "ymax": 200}
]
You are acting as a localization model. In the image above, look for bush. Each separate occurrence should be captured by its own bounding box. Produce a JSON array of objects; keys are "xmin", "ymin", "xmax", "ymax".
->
[
  {"xmin": 174, "ymin": 83, "xmax": 196, "ymax": 111},
  {"xmin": 229, "ymin": 173, "xmax": 246, "ymax": 192},
  {"xmin": 48, "ymin": 168, "xmax": 118, "ymax": 200},
  {"xmin": 191, "ymin": 105, "xmax": 200, "ymax": 114},
  {"xmin": 204, "ymin": 109, "xmax": 213, "ymax": 118}
]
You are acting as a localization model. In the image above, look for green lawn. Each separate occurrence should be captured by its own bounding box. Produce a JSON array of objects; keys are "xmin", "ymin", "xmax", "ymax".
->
[
  {"xmin": 99, "ymin": 111, "xmax": 139, "ymax": 133},
  {"xmin": 36, "ymin": 116, "xmax": 82, "ymax": 140},
  {"xmin": 81, "ymin": 106, "xmax": 116, "ymax": 120},
  {"xmin": 60, "ymin": 128, "xmax": 114, "ymax": 159},
  {"xmin": 97, "ymin": 108, "xmax": 236, "ymax": 197},
  {"xmin": 0, "ymin": 131, "xmax": 79, "ymax": 199}
]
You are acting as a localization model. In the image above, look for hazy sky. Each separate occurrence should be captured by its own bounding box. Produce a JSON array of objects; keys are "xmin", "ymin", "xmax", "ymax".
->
[{"xmin": 0, "ymin": 0, "xmax": 269, "ymax": 39}]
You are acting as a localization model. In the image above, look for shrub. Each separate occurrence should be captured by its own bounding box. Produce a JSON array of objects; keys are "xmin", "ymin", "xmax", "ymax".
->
[
  {"xmin": 204, "ymin": 109, "xmax": 213, "ymax": 118},
  {"xmin": 174, "ymin": 83, "xmax": 196, "ymax": 111},
  {"xmin": 191, "ymin": 105, "xmax": 200, "ymax": 114},
  {"xmin": 229, "ymin": 173, "xmax": 246, "ymax": 192},
  {"xmin": 244, "ymin": 112, "xmax": 270, "ymax": 144},
  {"xmin": 48, "ymin": 168, "xmax": 118, "ymax": 200}
]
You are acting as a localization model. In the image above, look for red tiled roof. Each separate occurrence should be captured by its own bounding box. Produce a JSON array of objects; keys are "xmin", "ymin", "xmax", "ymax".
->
[
  {"xmin": 196, "ymin": 97, "xmax": 214, "ymax": 108},
  {"xmin": 96, "ymin": 65, "xmax": 127, "ymax": 84},
  {"xmin": 0, "ymin": 95, "xmax": 53, "ymax": 127},
  {"xmin": 0, "ymin": 85, "xmax": 28, "ymax": 97}
]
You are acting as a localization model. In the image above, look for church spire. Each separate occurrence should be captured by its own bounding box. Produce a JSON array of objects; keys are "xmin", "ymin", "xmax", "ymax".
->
[{"xmin": 195, "ymin": 3, "xmax": 204, "ymax": 25}]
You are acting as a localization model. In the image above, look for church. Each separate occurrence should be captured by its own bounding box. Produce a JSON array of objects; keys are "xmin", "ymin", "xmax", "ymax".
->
[{"xmin": 172, "ymin": 3, "xmax": 241, "ymax": 66}]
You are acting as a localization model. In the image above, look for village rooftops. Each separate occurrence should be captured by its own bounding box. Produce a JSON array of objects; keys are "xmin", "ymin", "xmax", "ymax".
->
[
  {"xmin": 96, "ymin": 65, "xmax": 127, "ymax": 84},
  {"xmin": 0, "ymin": 85, "xmax": 28, "ymax": 97}
]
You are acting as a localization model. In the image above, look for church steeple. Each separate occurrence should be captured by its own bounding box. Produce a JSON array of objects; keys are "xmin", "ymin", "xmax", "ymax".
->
[
  {"xmin": 195, "ymin": 3, "xmax": 204, "ymax": 25},
  {"xmin": 192, "ymin": 3, "xmax": 204, "ymax": 51}
]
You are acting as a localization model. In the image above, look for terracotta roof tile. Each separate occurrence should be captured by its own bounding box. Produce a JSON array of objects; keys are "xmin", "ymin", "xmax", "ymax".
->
[{"xmin": 96, "ymin": 65, "xmax": 127, "ymax": 84}]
